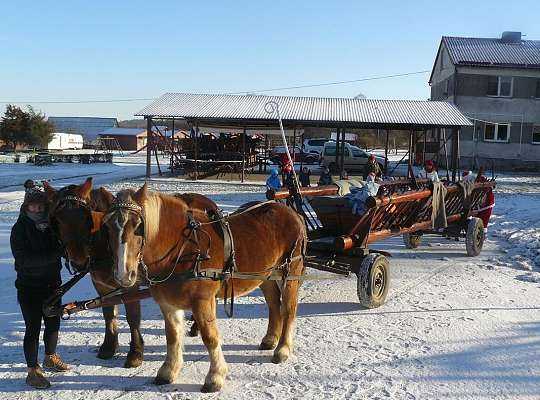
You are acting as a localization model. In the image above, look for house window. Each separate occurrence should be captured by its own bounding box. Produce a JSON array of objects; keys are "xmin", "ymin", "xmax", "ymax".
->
[
  {"xmin": 533, "ymin": 125, "xmax": 540, "ymax": 144},
  {"xmin": 536, "ymin": 80, "xmax": 540, "ymax": 98},
  {"xmin": 487, "ymin": 76, "xmax": 513, "ymax": 97},
  {"xmin": 484, "ymin": 123, "xmax": 510, "ymax": 142}
]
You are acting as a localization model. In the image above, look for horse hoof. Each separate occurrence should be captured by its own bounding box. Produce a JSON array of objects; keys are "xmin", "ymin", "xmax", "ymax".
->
[
  {"xmin": 153, "ymin": 376, "xmax": 171, "ymax": 386},
  {"xmin": 271, "ymin": 348, "xmax": 290, "ymax": 364},
  {"xmin": 259, "ymin": 340, "xmax": 277, "ymax": 350},
  {"xmin": 97, "ymin": 345, "xmax": 118, "ymax": 360},
  {"xmin": 201, "ymin": 382, "xmax": 221, "ymax": 393},
  {"xmin": 124, "ymin": 352, "xmax": 143, "ymax": 368}
]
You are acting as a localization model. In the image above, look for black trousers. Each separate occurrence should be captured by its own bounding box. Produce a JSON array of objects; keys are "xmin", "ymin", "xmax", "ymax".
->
[{"xmin": 17, "ymin": 289, "xmax": 60, "ymax": 368}]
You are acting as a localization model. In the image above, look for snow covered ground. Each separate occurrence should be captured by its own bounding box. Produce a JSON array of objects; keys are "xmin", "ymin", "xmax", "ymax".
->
[{"xmin": 0, "ymin": 159, "xmax": 538, "ymax": 399}]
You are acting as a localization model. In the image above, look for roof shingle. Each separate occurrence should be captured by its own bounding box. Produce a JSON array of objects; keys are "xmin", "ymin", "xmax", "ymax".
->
[{"xmin": 443, "ymin": 36, "xmax": 540, "ymax": 68}]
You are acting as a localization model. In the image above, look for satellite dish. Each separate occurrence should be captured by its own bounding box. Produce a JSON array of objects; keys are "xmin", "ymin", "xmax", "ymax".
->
[{"xmin": 354, "ymin": 93, "xmax": 367, "ymax": 100}]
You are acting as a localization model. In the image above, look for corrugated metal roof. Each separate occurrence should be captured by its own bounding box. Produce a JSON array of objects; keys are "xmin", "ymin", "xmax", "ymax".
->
[
  {"xmin": 48, "ymin": 117, "xmax": 118, "ymax": 142},
  {"xmin": 99, "ymin": 126, "xmax": 169, "ymax": 137},
  {"xmin": 135, "ymin": 93, "xmax": 471, "ymax": 127},
  {"xmin": 99, "ymin": 127, "xmax": 146, "ymax": 136},
  {"xmin": 443, "ymin": 36, "xmax": 540, "ymax": 68}
]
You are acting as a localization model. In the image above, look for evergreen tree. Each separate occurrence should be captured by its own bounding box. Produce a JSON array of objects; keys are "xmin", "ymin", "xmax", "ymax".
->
[
  {"xmin": 28, "ymin": 106, "xmax": 54, "ymax": 148},
  {"xmin": 0, "ymin": 105, "xmax": 54, "ymax": 149},
  {"xmin": 0, "ymin": 105, "xmax": 31, "ymax": 149}
]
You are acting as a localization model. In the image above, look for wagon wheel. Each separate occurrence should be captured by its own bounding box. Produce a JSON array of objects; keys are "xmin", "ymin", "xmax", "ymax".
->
[
  {"xmin": 356, "ymin": 254, "xmax": 390, "ymax": 309},
  {"xmin": 466, "ymin": 217, "xmax": 484, "ymax": 257},
  {"xmin": 402, "ymin": 232, "xmax": 422, "ymax": 249}
]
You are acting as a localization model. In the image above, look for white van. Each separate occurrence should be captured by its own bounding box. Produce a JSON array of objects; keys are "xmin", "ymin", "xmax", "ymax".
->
[
  {"xmin": 47, "ymin": 132, "xmax": 84, "ymax": 150},
  {"xmin": 302, "ymin": 138, "xmax": 333, "ymax": 155},
  {"xmin": 321, "ymin": 142, "xmax": 385, "ymax": 172}
]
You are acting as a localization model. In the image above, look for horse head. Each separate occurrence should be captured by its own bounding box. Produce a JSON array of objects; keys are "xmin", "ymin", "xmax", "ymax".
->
[
  {"xmin": 104, "ymin": 183, "xmax": 149, "ymax": 287},
  {"xmin": 45, "ymin": 177, "xmax": 115, "ymax": 271}
]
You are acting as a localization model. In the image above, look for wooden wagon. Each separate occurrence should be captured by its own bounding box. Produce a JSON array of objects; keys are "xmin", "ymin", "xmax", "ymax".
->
[{"xmin": 268, "ymin": 178, "xmax": 496, "ymax": 308}]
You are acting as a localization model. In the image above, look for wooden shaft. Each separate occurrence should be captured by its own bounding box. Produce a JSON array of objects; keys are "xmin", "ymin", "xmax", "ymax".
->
[
  {"xmin": 271, "ymin": 185, "xmax": 339, "ymax": 199},
  {"xmin": 336, "ymin": 214, "xmax": 463, "ymax": 251}
]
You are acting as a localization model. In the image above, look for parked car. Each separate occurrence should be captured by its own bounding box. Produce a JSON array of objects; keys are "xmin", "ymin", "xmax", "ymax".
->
[
  {"xmin": 320, "ymin": 142, "xmax": 386, "ymax": 172},
  {"xmin": 302, "ymin": 138, "xmax": 333, "ymax": 155},
  {"xmin": 269, "ymin": 145, "xmax": 319, "ymax": 164}
]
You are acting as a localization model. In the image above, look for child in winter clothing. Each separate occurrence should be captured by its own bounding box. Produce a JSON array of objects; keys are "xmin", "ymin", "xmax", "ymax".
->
[
  {"xmin": 266, "ymin": 168, "xmax": 282, "ymax": 191},
  {"xmin": 10, "ymin": 185, "xmax": 69, "ymax": 389}
]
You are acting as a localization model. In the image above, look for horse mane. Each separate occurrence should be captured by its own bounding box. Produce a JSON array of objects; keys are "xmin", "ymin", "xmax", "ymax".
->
[{"xmin": 89, "ymin": 188, "xmax": 111, "ymax": 212}]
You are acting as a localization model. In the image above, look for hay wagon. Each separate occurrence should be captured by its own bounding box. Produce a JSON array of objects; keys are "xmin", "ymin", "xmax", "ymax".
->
[{"xmin": 267, "ymin": 177, "xmax": 495, "ymax": 308}]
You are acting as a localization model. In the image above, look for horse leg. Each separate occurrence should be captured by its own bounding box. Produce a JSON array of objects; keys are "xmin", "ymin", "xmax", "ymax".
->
[
  {"xmin": 97, "ymin": 305, "xmax": 119, "ymax": 359},
  {"xmin": 192, "ymin": 298, "xmax": 227, "ymax": 393},
  {"xmin": 154, "ymin": 302, "xmax": 185, "ymax": 385},
  {"xmin": 272, "ymin": 280, "xmax": 300, "ymax": 364},
  {"xmin": 259, "ymin": 281, "xmax": 283, "ymax": 350},
  {"xmin": 123, "ymin": 300, "xmax": 144, "ymax": 368}
]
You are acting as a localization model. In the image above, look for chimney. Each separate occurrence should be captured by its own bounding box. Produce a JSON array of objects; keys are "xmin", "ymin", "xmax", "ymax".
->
[{"xmin": 501, "ymin": 31, "xmax": 522, "ymax": 44}]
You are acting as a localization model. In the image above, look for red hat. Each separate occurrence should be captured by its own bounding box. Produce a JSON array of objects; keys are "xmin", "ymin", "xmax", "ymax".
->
[
  {"xmin": 425, "ymin": 160, "xmax": 434, "ymax": 168},
  {"xmin": 283, "ymin": 162, "xmax": 293, "ymax": 173},
  {"xmin": 369, "ymin": 154, "xmax": 375, "ymax": 161}
]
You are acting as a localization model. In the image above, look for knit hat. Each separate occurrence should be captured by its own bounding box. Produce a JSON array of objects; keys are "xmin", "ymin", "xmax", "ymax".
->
[{"xmin": 23, "ymin": 187, "xmax": 47, "ymax": 205}]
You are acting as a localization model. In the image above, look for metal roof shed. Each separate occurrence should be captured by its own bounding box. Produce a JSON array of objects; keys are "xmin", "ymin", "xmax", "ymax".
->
[
  {"xmin": 135, "ymin": 93, "xmax": 472, "ymax": 179},
  {"xmin": 136, "ymin": 93, "xmax": 471, "ymax": 130}
]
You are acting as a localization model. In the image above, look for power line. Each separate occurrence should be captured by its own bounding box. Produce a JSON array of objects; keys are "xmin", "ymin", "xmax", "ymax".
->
[
  {"xmin": 0, "ymin": 69, "xmax": 430, "ymax": 105},
  {"xmin": 226, "ymin": 69, "xmax": 430, "ymax": 95}
]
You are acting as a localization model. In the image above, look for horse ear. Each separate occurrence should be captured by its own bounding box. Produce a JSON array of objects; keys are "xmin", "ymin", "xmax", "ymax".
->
[
  {"xmin": 134, "ymin": 182, "xmax": 148, "ymax": 204},
  {"xmin": 79, "ymin": 177, "xmax": 93, "ymax": 199},
  {"xmin": 42, "ymin": 181, "xmax": 57, "ymax": 202},
  {"xmin": 99, "ymin": 187, "xmax": 115, "ymax": 208}
]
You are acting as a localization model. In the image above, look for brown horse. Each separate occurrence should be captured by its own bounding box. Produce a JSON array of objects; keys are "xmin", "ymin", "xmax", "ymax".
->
[
  {"xmin": 44, "ymin": 178, "xmax": 219, "ymax": 367},
  {"xmin": 44, "ymin": 178, "xmax": 145, "ymax": 367},
  {"xmin": 102, "ymin": 183, "xmax": 306, "ymax": 392}
]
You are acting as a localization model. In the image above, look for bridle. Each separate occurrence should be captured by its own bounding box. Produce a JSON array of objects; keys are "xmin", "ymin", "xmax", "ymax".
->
[
  {"xmin": 104, "ymin": 199, "xmax": 214, "ymax": 287},
  {"xmin": 103, "ymin": 200, "xmax": 147, "ymax": 285},
  {"xmin": 49, "ymin": 192, "xmax": 94, "ymax": 274}
]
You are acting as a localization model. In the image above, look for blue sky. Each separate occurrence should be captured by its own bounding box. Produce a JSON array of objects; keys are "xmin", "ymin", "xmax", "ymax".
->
[{"xmin": 1, "ymin": 0, "xmax": 539, "ymax": 120}]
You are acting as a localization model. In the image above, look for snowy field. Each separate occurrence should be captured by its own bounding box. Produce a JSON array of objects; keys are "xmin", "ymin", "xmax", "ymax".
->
[{"xmin": 0, "ymin": 157, "xmax": 539, "ymax": 399}]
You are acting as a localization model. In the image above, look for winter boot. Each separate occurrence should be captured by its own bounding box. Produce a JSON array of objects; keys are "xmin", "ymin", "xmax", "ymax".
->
[
  {"xmin": 43, "ymin": 353, "xmax": 70, "ymax": 372},
  {"xmin": 26, "ymin": 366, "xmax": 51, "ymax": 389}
]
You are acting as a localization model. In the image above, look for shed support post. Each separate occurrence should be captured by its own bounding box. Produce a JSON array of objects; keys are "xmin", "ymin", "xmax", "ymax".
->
[
  {"xmin": 451, "ymin": 128, "xmax": 460, "ymax": 182},
  {"xmin": 339, "ymin": 128, "xmax": 345, "ymax": 179},
  {"xmin": 407, "ymin": 129, "xmax": 414, "ymax": 179},
  {"xmin": 292, "ymin": 127, "xmax": 297, "ymax": 171},
  {"xmin": 384, "ymin": 129, "xmax": 390, "ymax": 174},
  {"xmin": 194, "ymin": 123, "xmax": 199, "ymax": 181},
  {"xmin": 241, "ymin": 127, "xmax": 246, "ymax": 183},
  {"xmin": 422, "ymin": 129, "xmax": 426, "ymax": 165},
  {"xmin": 146, "ymin": 117, "xmax": 152, "ymax": 178},
  {"xmin": 334, "ymin": 127, "xmax": 340, "ymax": 173}
]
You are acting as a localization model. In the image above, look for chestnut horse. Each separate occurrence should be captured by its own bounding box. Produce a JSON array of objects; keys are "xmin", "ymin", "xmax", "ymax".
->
[
  {"xmin": 44, "ymin": 178, "xmax": 218, "ymax": 367},
  {"xmin": 103, "ymin": 183, "xmax": 306, "ymax": 392}
]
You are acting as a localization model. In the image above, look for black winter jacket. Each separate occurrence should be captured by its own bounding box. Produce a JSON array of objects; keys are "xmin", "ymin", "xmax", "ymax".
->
[{"xmin": 10, "ymin": 213, "xmax": 62, "ymax": 290}]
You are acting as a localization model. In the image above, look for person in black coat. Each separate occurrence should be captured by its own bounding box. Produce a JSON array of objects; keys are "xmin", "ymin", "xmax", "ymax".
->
[
  {"xmin": 10, "ymin": 186, "xmax": 70, "ymax": 389},
  {"xmin": 299, "ymin": 167, "xmax": 311, "ymax": 187}
]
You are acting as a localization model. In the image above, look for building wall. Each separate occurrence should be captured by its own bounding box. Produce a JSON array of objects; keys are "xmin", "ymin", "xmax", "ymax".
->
[
  {"xmin": 430, "ymin": 44, "xmax": 540, "ymax": 170},
  {"xmin": 99, "ymin": 135, "xmax": 139, "ymax": 151}
]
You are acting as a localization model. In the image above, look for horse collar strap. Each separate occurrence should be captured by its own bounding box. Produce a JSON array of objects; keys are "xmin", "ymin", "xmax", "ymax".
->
[
  {"xmin": 61, "ymin": 195, "xmax": 88, "ymax": 205},
  {"xmin": 111, "ymin": 202, "xmax": 143, "ymax": 213}
]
